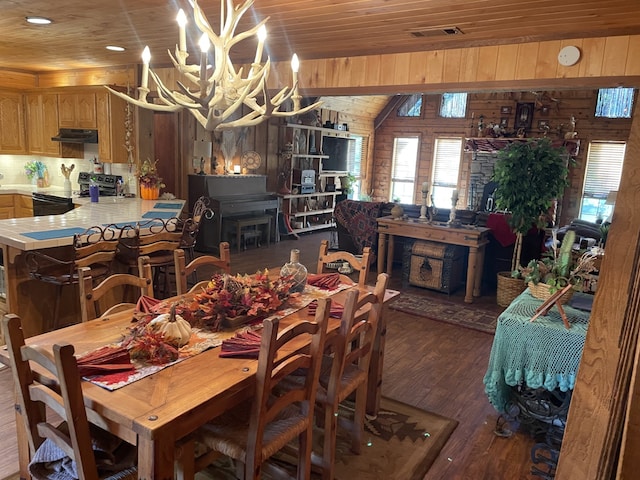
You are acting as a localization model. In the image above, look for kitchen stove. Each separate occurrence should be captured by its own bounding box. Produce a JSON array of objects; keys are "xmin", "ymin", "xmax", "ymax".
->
[{"xmin": 77, "ymin": 172, "xmax": 122, "ymax": 197}]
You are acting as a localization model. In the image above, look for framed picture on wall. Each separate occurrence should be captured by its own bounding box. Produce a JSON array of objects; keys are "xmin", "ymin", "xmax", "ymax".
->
[
  {"xmin": 500, "ymin": 118, "xmax": 508, "ymax": 128},
  {"xmin": 515, "ymin": 102, "xmax": 534, "ymax": 130},
  {"xmin": 500, "ymin": 106, "xmax": 512, "ymax": 114}
]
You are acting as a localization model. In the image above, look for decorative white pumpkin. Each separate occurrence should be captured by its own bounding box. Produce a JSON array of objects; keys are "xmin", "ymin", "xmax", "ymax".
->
[{"xmin": 149, "ymin": 304, "xmax": 191, "ymax": 348}]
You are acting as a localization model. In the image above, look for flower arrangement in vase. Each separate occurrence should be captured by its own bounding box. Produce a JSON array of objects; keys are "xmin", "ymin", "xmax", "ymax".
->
[
  {"xmin": 137, "ymin": 158, "xmax": 165, "ymax": 199},
  {"xmin": 25, "ymin": 160, "xmax": 50, "ymax": 187}
]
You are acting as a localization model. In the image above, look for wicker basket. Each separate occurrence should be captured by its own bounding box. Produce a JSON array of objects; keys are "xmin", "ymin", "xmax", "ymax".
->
[
  {"xmin": 496, "ymin": 271, "xmax": 526, "ymax": 307},
  {"xmin": 527, "ymin": 282, "xmax": 575, "ymax": 304}
]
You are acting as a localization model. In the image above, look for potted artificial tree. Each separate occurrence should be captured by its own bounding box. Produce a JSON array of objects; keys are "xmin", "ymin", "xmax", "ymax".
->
[{"xmin": 492, "ymin": 138, "xmax": 570, "ymax": 306}]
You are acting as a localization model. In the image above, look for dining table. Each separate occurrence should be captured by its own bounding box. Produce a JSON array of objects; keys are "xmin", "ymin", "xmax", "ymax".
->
[{"xmin": 1, "ymin": 277, "xmax": 399, "ymax": 480}]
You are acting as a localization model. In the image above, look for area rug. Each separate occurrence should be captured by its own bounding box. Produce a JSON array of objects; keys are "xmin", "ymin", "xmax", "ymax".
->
[
  {"xmin": 197, "ymin": 396, "xmax": 458, "ymax": 480},
  {"xmin": 389, "ymin": 293, "xmax": 499, "ymax": 334}
]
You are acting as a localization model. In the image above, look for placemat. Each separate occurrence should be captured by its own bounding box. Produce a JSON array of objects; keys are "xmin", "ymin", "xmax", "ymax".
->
[
  {"xmin": 22, "ymin": 227, "xmax": 87, "ymax": 240},
  {"xmin": 141, "ymin": 211, "xmax": 179, "ymax": 219},
  {"xmin": 153, "ymin": 202, "xmax": 183, "ymax": 209}
]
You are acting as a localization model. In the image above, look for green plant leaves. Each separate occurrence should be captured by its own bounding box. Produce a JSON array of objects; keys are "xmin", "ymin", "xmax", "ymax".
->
[{"xmin": 492, "ymin": 139, "xmax": 570, "ymax": 235}]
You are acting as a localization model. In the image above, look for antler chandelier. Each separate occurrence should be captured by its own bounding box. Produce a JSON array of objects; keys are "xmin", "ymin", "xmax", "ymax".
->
[{"xmin": 106, "ymin": 0, "xmax": 320, "ymax": 131}]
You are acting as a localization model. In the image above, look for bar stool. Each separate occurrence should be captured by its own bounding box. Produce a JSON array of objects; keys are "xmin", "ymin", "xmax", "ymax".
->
[
  {"xmin": 24, "ymin": 225, "xmax": 120, "ymax": 331},
  {"xmin": 115, "ymin": 219, "xmax": 183, "ymax": 298}
]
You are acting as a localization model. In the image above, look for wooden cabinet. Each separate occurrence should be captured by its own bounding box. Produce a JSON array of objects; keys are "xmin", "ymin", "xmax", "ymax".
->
[
  {"xmin": 0, "ymin": 195, "xmax": 15, "ymax": 219},
  {"xmin": 25, "ymin": 93, "xmax": 61, "ymax": 156},
  {"xmin": 96, "ymin": 91, "xmax": 128, "ymax": 163},
  {"xmin": 58, "ymin": 92, "xmax": 97, "ymax": 128},
  {"xmin": 279, "ymin": 123, "xmax": 351, "ymax": 235},
  {"xmin": 14, "ymin": 195, "xmax": 33, "ymax": 218},
  {"xmin": 0, "ymin": 91, "xmax": 27, "ymax": 154}
]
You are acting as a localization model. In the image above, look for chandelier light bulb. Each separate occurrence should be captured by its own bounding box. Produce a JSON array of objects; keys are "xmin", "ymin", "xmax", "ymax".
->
[
  {"xmin": 291, "ymin": 53, "xmax": 300, "ymax": 73},
  {"xmin": 141, "ymin": 46, "xmax": 151, "ymax": 89},
  {"xmin": 176, "ymin": 9, "xmax": 188, "ymax": 52},
  {"xmin": 199, "ymin": 34, "xmax": 210, "ymax": 53},
  {"xmin": 258, "ymin": 25, "xmax": 267, "ymax": 42}
]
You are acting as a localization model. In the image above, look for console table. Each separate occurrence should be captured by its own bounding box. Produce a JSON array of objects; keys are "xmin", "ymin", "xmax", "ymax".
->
[
  {"xmin": 483, "ymin": 290, "xmax": 591, "ymax": 478},
  {"xmin": 376, "ymin": 216, "xmax": 489, "ymax": 303}
]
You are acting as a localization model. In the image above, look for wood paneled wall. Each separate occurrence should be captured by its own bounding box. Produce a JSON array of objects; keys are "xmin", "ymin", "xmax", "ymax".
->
[
  {"xmin": 372, "ymin": 90, "xmax": 634, "ymax": 226},
  {"xmin": 266, "ymin": 35, "xmax": 640, "ymax": 96}
]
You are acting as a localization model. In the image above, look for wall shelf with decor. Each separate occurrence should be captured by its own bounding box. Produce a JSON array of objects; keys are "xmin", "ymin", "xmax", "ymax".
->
[
  {"xmin": 464, "ymin": 137, "xmax": 580, "ymax": 157},
  {"xmin": 278, "ymin": 123, "xmax": 352, "ymax": 236}
]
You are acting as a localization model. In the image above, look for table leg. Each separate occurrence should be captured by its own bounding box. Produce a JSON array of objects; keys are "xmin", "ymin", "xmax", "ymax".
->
[
  {"xmin": 265, "ymin": 220, "xmax": 271, "ymax": 248},
  {"xmin": 236, "ymin": 223, "xmax": 242, "ymax": 254},
  {"xmin": 137, "ymin": 435, "xmax": 176, "ymax": 480},
  {"xmin": 386, "ymin": 235, "xmax": 394, "ymax": 275},
  {"xmin": 377, "ymin": 232, "xmax": 387, "ymax": 275},
  {"xmin": 473, "ymin": 244, "xmax": 486, "ymax": 298},
  {"xmin": 464, "ymin": 246, "xmax": 479, "ymax": 303}
]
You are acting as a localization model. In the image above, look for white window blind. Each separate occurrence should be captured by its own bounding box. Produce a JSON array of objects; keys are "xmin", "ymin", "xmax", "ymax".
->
[
  {"xmin": 579, "ymin": 141, "xmax": 625, "ymax": 222},
  {"xmin": 431, "ymin": 138, "xmax": 462, "ymax": 207},
  {"xmin": 346, "ymin": 134, "xmax": 367, "ymax": 199},
  {"xmin": 390, "ymin": 136, "xmax": 419, "ymax": 203}
]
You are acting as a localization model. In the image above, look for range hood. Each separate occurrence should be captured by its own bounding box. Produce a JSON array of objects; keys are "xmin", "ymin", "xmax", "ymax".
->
[{"xmin": 51, "ymin": 128, "xmax": 98, "ymax": 144}]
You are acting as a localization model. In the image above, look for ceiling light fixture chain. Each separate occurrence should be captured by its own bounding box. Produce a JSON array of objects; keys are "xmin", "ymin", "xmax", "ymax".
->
[{"xmin": 106, "ymin": 0, "xmax": 320, "ymax": 131}]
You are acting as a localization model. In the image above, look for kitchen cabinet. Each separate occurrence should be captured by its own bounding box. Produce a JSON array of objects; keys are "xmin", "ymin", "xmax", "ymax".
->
[
  {"xmin": 0, "ymin": 195, "xmax": 15, "ymax": 219},
  {"xmin": 96, "ymin": 91, "xmax": 128, "ymax": 163},
  {"xmin": 14, "ymin": 194, "xmax": 33, "ymax": 218},
  {"xmin": 58, "ymin": 92, "xmax": 97, "ymax": 128},
  {"xmin": 26, "ymin": 93, "xmax": 61, "ymax": 156},
  {"xmin": 278, "ymin": 123, "xmax": 350, "ymax": 235},
  {"xmin": 0, "ymin": 91, "xmax": 27, "ymax": 154}
]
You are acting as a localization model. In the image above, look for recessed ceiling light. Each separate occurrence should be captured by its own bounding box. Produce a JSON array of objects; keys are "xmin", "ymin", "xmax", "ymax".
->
[
  {"xmin": 106, "ymin": 45, "xmax": 126, "ymax": 52},
  {"xmin": 26, "ymin": 16, "xmax": 52, "ymax": 25}
]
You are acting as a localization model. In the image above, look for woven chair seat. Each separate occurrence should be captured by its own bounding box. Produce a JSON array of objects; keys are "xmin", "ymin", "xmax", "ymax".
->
[{"xmin": 197, "ymin": 400, "xmax": 308, "ymax": 463}]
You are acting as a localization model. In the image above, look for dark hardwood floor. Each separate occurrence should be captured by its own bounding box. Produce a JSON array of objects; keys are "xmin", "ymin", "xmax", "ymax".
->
[{"xmin": 0, "ymin": 230, "xmax": 537, "ymax": 479}]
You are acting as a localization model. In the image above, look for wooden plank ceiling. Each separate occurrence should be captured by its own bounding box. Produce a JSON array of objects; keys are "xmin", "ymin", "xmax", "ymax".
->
[{"xmin": 2, "ymin": 1, "xmax": 638, "ymax": 119}]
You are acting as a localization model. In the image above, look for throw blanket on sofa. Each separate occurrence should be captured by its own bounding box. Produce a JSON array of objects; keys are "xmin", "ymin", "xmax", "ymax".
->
[{"xmin": 333, "ymin": 200, "xmax": 383, "ymax": 263}]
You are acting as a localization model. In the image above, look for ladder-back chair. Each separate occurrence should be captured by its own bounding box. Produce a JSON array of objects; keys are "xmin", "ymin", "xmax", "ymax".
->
[
  {"xmin": 178, "ymin": 299, "xmax": 331, "ymax": 480},
  {"xmin": 173, "ymin": 243, "xmax": 231, "ymax": 295},
  {"xmin": 79, "ymin": 255, "xmax": 154, "ymax": 323},
  {"xmin": 1, "ymin": 314, "xmax": 137, "ymax": 480},
  {"xmin": 317, "ymin": 239, "xmax": 371, "ymax": 287}
]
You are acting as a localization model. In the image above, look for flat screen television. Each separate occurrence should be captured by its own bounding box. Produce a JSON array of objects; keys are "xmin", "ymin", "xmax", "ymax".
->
[{"xmin": 321, "ymin": 136, "xmax": 354, "ymax": 172}]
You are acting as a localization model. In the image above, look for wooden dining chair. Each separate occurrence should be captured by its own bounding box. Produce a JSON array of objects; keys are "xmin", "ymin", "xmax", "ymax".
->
[
  {"xmin": 292, "ymin": 272, "xmax": 389, "ymax": 480},
  {"xmin": 1, "ymin": 314, "xmax": 137, "ymax": 480},
  {"xmin": 319, "ymin": 273, "xmax": 388, "ymax": 479},
  {"xmin": 317, "ymin": 239, "xmax": 371, "ymax": 287},
  {"xmin": 24, "ymin": 225, "xmax": 120, "ymax": 331},
  {"xmin": 180, "ymin": 299, "xmax": 331, "ymax": 480},
  {"xmin": 78, "ymin": 255, "xmax": 154, "ymax": 322},
  {"xmin": 173, "ymin": 243, "xmax": 231, "ymax": 296},
  {"xmin": 115, "ymin": 219, "xmax": 183, "ymax": 298}
]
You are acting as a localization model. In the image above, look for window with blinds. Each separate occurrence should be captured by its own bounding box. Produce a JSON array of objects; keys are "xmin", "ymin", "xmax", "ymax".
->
[
  {"xmin": 579, "ymin": 141, "xmax": 625, "ymax": 222},
  {"xmin": 390, "ymin": 136, "xmax": 419, "ymax": 203},
  {"xmin": 431, "ymin": 137, "xmax": 463, "ymax": 207},
  {"xmin": 345, "ymin": 134, "xmax": 368, "ymax": 199}
]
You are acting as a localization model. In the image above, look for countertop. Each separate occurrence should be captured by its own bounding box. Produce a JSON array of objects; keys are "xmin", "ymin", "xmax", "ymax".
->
[{"xmin": 0, "ymin": 185, "xmax": 185, "ymax": 251}]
